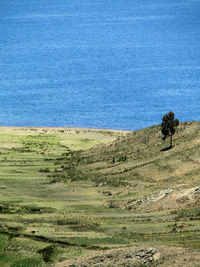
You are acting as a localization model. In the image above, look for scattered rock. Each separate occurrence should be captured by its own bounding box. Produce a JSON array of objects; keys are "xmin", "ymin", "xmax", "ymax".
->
[
  {"xmin": 123, "ymin": 189, "xmax": 172, "ymax": 210},
  {"xmin": 103, "ymin": 191, "xmax": 112, "ymax": 196},
  {"xmin": 58, "ymin": 247, "xmax": 160, "ymax": 267},
  {"xmin": 56, "ymin": 245, "xmax": 200, "ymax": 267},
  {"xmin": 194, "ymin": 187, "xmax": 200, "ymax": 194},
  {"xmin": 176, "ymin": 195, "xmax": 190, "ymax": 203},
  {"xmin": 98, "ymin": 182, "xmax": 107, "ymax": 187}
]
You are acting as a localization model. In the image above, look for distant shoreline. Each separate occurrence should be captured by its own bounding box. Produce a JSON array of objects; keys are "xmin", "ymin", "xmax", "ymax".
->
[
  {"xmin": 0, "ymin": 125, "xmax": 131, "ymax": 133},
  {"xmin": 0, "ymin": 121, "xmax": 198, "ymax": 133}
]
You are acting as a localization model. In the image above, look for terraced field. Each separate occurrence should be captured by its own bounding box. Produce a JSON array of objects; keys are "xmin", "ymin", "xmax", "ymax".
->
[{"xmin": 0, "ymin": 123, "xmax": 199, "ymax": 266}]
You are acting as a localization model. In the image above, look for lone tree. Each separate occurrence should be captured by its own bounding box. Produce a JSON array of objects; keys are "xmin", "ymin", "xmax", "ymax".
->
[{"xmin": 161, "ymin": 111, "xmax": 179, "ymax": 148}]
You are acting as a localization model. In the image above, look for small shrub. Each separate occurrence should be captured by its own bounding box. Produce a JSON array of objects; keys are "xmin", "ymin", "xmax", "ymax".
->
[
  {"xmin": 39, "ymin": 167, "xmax": 50, "ymax": 173},
  {"xmin": 38, "ymin": 245, "xmax": 59, "ymax": 263},
  {"xmin": 117, "ymin": 154, "xmax": 127, "ymax": 162},
  {"xmin": 112, "ymin": 156, "xmax": 115, "ymax": 164},
  {"xmin": 108, "ymin": 200, "xmax": 118, "ymax": 209}
]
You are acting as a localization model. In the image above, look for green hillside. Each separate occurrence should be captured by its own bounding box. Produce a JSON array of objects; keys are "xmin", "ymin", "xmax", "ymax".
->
[{"xmin": 0, "ymin": 123, "xmax": 199, "ymax": 266}]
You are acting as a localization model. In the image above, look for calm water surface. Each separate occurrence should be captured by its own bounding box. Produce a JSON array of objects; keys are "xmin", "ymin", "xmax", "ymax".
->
[{"xmin": 0, "ymin": 0, "xmax": 200, "ymax": 130}]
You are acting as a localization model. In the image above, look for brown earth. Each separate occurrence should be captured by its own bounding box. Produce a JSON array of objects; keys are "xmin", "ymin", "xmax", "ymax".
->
[
  {"xmin": 121, "ymin": 186, "xmax": 200, "ymax": 212},
  {"xmin": 55, "ymin": 246, "xmax": 200, "ymax": 267}
]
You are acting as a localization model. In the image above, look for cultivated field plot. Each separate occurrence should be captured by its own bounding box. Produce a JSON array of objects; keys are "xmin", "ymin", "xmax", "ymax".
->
[{"xmin": 0, "ymin": 124, "xmax": 199, "ymax": 266}]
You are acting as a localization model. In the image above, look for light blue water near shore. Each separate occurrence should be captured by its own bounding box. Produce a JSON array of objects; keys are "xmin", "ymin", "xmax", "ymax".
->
[{"xmin": 0, "ymin": 0, "xmax": 200, "ymax": 130}]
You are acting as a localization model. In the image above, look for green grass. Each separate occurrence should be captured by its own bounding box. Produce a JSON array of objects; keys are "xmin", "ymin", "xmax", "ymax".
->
[
  {"xmin": 0, "ymin": 123, "xmax": 199, "ymax": 266},
  {"xmin": 0, "ymin": 234, "xmax": 9, "ymax": 254},
  {"xmin": 10, "ymin": 258, "xmax": 42, "ymax": 267}
]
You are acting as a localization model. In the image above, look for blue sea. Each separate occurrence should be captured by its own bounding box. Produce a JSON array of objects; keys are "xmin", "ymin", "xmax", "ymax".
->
[{"xmin": 0, "ymin": 0, "xmax": 200, "ymax": 130}]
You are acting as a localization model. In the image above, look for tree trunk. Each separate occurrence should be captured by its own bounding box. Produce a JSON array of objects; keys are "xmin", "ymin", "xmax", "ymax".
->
[{"xmin": 170, "ymin": 134, "xmax": 173, "ymax": 148}]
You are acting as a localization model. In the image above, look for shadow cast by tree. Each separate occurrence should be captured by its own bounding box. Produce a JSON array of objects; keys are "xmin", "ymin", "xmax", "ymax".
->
[{"xmin": 160, "ymin": 145, "xmax": 173, "ymax": 152}]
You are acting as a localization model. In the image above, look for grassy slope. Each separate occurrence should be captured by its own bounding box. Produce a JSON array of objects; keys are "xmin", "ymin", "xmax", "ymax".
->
[{"xmin": 0, "ymin": 123, "xmax": 199, "ymax": 266}]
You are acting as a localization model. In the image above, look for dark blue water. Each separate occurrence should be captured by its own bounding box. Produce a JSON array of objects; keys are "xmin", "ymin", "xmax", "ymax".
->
[{"xmin": 0, "ymin": 0, "xmax": 200, "ymax": 130}]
